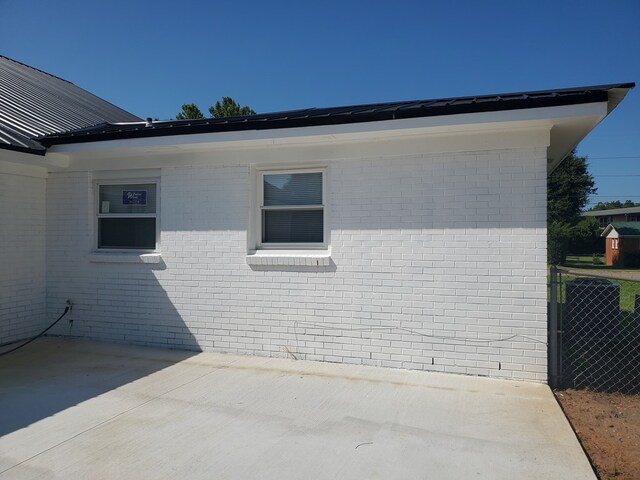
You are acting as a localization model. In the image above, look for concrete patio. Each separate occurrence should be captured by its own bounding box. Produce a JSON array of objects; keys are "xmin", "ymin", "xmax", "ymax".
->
[{"xmin": 0, "ymin": 338, "xmax": 594, "ymax": 479}]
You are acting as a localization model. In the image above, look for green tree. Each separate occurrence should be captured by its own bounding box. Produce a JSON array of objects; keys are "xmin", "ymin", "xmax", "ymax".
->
[
  {"xmin": 548, "ymin": 151, "xmax": 597, "ymax": 223},
  {"xmin": 176, "ymin": 103, "xmax": 204, "ymax": 120},
  {"xmin": 547, "ymin": 151, "xmax": 597, "ymax": 264},
  {"xmin": 569, "ymin": 216, "xmax": 602, "ymax": 255},
  {"xmin": 588, "ymin": 200, "xmax": 640, "ymax": 211},
  {"xmin": 209, "ymin": 97, "xmax": 255, "ymax": 118},
  {"xmin": 176, "ymin": 103, "xmax": 205, "ymax": 120}
]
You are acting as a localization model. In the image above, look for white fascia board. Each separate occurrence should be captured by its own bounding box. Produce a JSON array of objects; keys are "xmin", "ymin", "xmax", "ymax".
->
[
  {"xmin": 48, "ymin": 102, "xmax": 607, "ymax": 158},
  {"xmin": 0, "ymin": 147, "xmax": 69, "ymax": 169},
  {"xmin": 601, "ymin": 225, "xmax": 615, "ymax": 237}
]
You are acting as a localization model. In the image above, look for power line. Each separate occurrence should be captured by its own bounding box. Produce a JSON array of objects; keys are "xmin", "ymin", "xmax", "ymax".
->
[
  {"xmin": 556, "ymin": 174, "xmax": 640, "ymax": 178},
  {"xmin": 587, "ymin": 156, "xmax": 640, "ymax": 160},
  {"xmin": 591, "ymin": 174, "xmax": 640, "ymax": 177}
]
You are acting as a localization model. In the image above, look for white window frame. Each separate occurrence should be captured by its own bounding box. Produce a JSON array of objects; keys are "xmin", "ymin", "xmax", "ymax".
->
[
  {"xmin": 94, "ymin": 178, "xmax": 160, "ymax": 253},
  {"xmin": 255, "ymin": 167, "xmax": 327, "ymax": 250}
]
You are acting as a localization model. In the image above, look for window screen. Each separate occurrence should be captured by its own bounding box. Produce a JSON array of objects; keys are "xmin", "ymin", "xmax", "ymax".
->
[{"xmin": 261, "ymin": 172, "xmax": 324, "ymax": 244}]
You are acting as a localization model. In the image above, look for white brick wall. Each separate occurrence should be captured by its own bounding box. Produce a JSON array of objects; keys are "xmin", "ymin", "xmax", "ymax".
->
[
  {"xmin": 46, "ymin": 146, "xmax": 548, "ymax": 382},
  {"xmin": 0, "ymin": 170, "xmax": 46, "ymax": 345}
]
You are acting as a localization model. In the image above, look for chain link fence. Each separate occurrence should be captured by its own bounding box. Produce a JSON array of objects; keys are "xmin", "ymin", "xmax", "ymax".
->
[{"xmin": 549, "ymin": 267, "xmax": 640, "ymax": 394}]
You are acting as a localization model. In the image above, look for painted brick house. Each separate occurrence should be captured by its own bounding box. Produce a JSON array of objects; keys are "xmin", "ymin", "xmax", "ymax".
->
[
  {"xmin": 583, "ymin": 206, "xmax": 640, "ymax": 229},
  {"xmin": 0, "ymin": 55, "xmax": 634, "ymax": 383},
  {"xmin": 602, "ymin": 222, "xmax": 640, "ymax": 267}
]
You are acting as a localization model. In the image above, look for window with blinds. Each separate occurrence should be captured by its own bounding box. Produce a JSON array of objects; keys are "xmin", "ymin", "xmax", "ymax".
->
[
  {"xmin": 260, "ymin": 170, "xmax": 325, "ymax": 245},
  {"xmin": 97, "ymin": 182, "xmax": 158, "ymax": 250}
]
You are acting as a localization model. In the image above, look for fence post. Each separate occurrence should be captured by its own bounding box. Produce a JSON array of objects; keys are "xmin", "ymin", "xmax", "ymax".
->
[{"xmin": 548, "ymin": 265, "xmax": 560, "ymax": 388}]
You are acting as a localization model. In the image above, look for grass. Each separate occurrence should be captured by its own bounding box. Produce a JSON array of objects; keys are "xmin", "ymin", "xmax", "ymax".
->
[
  {"xmin": 562, "ymin": 254, "xmax": 607, "ymax": 269},
  {"xmin": 562, "ymin": 255, "xmax": 640, "ymax": 271},
  {"xmin": 553, "ymin": 256, "xmax": 640, "ymax": 309},
  {"xmin": 559, "ymin": 274, "xmax": 640, "ymax": 314}
]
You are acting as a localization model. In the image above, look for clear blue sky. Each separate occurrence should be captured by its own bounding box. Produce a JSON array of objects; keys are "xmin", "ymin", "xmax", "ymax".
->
[{"xmin": 1, "ymin": 0, "xmax": 638, "ymax": 208}]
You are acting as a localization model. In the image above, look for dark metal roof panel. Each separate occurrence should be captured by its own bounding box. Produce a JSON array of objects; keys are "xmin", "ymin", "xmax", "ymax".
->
[
  {"xmin": 40, "ymin": 82, "xmax": 634, "ymax": 147},
  {"xmin": 0, "ymin": 123, "xmax": 45, "ymax": 154},
  {"xmin": 0, "ymin": 56, "xmax": 141, "ymax": 154},
  {"xmin": 608, "ymin": 222, "xmax": 640, "ymax": 236},
  {"xmin": 583, "ymin": 206, "xmax": 640, "ymax": 217}
]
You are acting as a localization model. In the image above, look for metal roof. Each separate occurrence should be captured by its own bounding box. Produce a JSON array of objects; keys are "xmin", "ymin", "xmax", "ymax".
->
[
  {"xmin": 0, "ymin": 56, "xmax": 141, "ymax": 155},
  {"xmin": 582, "ymin": 206, "xmax": 640, "ymax": 217},
  {"xmin": 40, "ymin": 82, "xmax": 634, "ymax": 147},
  {"xmin": 601, "ymin": 222, "xmax": 640, "ymax": 237}
]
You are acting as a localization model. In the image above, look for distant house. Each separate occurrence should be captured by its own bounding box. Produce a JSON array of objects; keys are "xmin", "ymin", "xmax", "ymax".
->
[
  {"xmin": 582, "ymin": 206, "xmax": 640, "ymax": 229},
  {"xmin": 601, "ymin": 222, "xmax": 640, "ymax": 267},
  {"xmin": 0, "ymin": 53, "xmax": 635, "ymax": 383}
]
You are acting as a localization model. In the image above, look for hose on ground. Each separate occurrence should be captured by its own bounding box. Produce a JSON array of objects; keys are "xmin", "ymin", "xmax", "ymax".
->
[{"xmin": 0, "ymin": 305, "xmax": 71, "ymax": 357}]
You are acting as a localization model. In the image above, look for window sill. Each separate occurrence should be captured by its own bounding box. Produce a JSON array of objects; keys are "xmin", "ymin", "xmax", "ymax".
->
[
  {"xmin": 88, "ymin": 252, "xmax": 163, "ymax": 264},
  {"xmin": 246, "ymin": 250, "xmax": 331, "ymax": 266}
]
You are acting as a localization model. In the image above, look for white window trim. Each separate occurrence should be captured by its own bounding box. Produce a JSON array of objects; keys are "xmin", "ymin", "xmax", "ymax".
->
[
  {"xmin": 93, "ymin": 178, "xmax": 161, "ymax": 253},
  {"xmin": 253, "ymin": 167, "xmax": 328, "ymax": 251}
]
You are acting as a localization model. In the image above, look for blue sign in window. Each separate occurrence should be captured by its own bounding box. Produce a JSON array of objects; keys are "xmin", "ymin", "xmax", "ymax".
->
[{"xmin": 122, "ymin": 190, "xmax": 147, "ymax": 205}]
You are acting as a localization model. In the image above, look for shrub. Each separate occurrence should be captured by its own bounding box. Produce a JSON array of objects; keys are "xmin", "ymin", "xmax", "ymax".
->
[
  {"xmin": 549, "ymin": 221, "xmax": 571, "ymax": 265},
  {"xmin": 568, "ymin": 217, "xmax": 604, "ymax": 254},
  {"xmin": 624, "ymin": 252, "xmax": 640, "ymax": 268}
]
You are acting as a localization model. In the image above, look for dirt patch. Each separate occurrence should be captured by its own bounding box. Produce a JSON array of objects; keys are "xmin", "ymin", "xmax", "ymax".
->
[{"xmin": 555, "ymin": 389, "xmax": 640, "ymax": 480}]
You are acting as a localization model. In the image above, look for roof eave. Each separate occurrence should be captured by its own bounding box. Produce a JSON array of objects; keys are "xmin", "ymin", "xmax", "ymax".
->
[
  {"xmin": 547, "ymin": 85, "xmax": 634, "ymax": 174},
  {"xmin": 601, "ymin": 225, "xmax": 616, "ymax": 237},
  {"xmin": 42, "ymin": 103, "xmax": 595, "ymax": 158},
  {"xmin": 582, "ymin": 206, "xmax": 640, "ymax": 217},
  {"xmin": 607, "ymin": 86, "xmax": 634, "ymax": 114},
  {"xmin": 39, "ymin": 85, "xmax": 631, "ymax": 148},
  {"xmin": 0, "ymin": 142, "xmax": 46, "ymax": 156}
]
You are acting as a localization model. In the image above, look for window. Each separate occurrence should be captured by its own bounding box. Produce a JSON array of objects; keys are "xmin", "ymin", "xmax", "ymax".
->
[
  {"xmin": 258, "ymin": 169, "xmax": 325, "ymax": 247},
  {"xmin": 97, "ymin": 183, "xmax": 158, "ymax": 250},
  {"xmin": 598, "ymin": 216, "xmax": 612, "ymax": 228},
  {"xmin": 612, "ymin": 239, "xmax": 619, "ymax": 250}
]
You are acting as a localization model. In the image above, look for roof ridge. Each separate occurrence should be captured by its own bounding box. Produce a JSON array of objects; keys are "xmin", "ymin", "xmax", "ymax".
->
[{"xmin": 0, "ymin": 55, "xmax": 75, "ymax": 85}]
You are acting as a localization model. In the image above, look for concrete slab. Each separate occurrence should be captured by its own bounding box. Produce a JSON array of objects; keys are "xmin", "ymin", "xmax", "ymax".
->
[{"xmin": 0, "ymin": 338, "xmax": 594, "ymax": 479}]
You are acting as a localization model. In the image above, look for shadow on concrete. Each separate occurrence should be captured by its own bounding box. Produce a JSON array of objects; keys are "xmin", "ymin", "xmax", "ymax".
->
[
  {"xmin": 0, "ymin": 256, "xmax": 200, "ymax": 437},
  {"xmin": 0, "ymin": 338, "xmax": 198, "ymax": 437}
]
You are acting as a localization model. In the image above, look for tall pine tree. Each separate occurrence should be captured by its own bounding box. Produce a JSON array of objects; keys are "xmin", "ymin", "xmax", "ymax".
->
[
  {"xmin": 175, "ymin": 103, "xmax": 205, "ymax": 120},
  {"xmin": 209, "ymin": 97, "xmax": 255, "ymax": 118},
  {"xmin": 176, "ymin": 97, "xmax": 255, "ymax": 120}
]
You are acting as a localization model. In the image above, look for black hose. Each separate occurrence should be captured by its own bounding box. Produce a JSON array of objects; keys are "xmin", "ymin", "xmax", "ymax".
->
[{"xmin": 0, "ymin": 306, "xmax": 71, "ymax": 357}]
